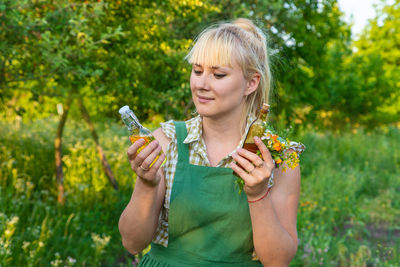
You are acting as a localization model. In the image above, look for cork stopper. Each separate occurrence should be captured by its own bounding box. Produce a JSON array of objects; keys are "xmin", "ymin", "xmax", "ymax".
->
[{"xmin": 260, "ymin": 103, "xmax": 270, "ymax": 114}]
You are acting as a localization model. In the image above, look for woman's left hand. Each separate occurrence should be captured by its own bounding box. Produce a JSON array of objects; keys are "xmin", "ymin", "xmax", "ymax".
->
[{"xmin": 230, "ymin": 136, "xmax": 275, "ymax": 200}]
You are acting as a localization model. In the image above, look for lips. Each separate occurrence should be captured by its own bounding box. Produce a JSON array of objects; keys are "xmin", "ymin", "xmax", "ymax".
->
[{"xmin": 197, "ymin": 95, "xmax": 214, "ymax": 103}]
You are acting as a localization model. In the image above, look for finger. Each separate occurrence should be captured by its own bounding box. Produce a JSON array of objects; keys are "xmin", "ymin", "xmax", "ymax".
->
[
  {"xmin": 138, "ymin": 140, "xmax": 160, "ymax": 157},
  {"xmin": 230, "ymin": 162, "xmax": 252, "ymax": 182},
  {"xmin": 127, "ymin": 138, "xmax": 146, "ymax": 160},
  {"xmin": 254, "ymin": 136, "xmax": 274, "ymax": 167},
  {"xmin": 137, "ymin": 153, "xmax": 166, "ymax": 186},
  {"xmin": 232, "ymin": 151, "xmax": 256, "ymax": 173},
  {"xmin": 134, "ymin": 140, "xmax": 160, "ymax": 167},
  {"xmin": 236, "ymin": 147, "xmax": 264, "ymax": 167},
  {"xmin": 140, "ymin": 144, "xmax": 162, "ymax": 170},
  {"xmin": 147, "ymin": 152, "xmax": 166, "ymax": 175}
]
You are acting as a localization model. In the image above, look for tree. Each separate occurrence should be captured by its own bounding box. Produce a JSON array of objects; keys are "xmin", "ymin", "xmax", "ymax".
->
[
  {"xmin": 322, "ymin": 0, "xmax": 400, "ymax": 130},
  {"xmin": 353, "ymin": 0, "xmax": 400, "ymax": 126},
  {"xmin": 86, "ymin": 0, "xmax": 349, "ymax": 127},
  {"xmin": 196, "ymin": 0, "xmax": 349, "ymax": 130},
  {"xmin": 1, "ymin": 0, "xmax": 124, "ymax": 204},
  {"xmin": 2, "ymin": 0, "xmax": 350, "ymax": 128}
]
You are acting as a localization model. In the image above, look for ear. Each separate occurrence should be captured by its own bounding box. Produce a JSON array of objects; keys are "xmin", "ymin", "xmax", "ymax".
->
[{"xmin": 245, "ymin": 72, "xmax": 261, "ymax": 96}]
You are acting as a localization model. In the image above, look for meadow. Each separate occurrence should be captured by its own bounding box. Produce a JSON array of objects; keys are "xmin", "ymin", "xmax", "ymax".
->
[{"xmin": 0, "ymin": 117, "xmax": 399, "ymax": 266}]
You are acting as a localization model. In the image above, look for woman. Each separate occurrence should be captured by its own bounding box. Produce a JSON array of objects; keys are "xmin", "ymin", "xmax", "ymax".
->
[{"xmin": 119, "ymin": 18, "xmax": 304, "ymax": 266}]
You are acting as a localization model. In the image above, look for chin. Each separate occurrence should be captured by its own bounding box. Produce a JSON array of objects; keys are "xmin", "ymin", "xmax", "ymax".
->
[
  {"xmin": 196, "ymin": 109, "xmax": 227, "ymax": 120},
  {"xmin": 193, "ymin": 102, "xmax": 206, "ymax": 115},
  {"xmin": 195, "ymin": 108, "xmax": 212, "ymax": 117},
  {"xmin": 194, "ymin": 106, "xmax": 214, "ymax": 117},
  {"xmin": 193, "ymin": 101, "xmax": 233, "ymax": 119}
]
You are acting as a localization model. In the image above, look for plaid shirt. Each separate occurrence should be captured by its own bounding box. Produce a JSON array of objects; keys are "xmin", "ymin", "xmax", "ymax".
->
[{"xmin": 152, "ymin": 115, "xmax": 305, "ymax": 247}]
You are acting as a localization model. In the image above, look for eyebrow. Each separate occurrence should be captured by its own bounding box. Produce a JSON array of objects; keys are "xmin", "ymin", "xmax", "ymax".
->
[{"xmin": 194, "ymin": 64, "xmax": 221, "ymax": 69}]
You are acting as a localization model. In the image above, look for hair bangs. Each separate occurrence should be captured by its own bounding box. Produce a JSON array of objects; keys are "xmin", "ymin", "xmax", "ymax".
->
[{"xmin": 186, "ymin": 29, "xmax": 238, "ymax": 68}]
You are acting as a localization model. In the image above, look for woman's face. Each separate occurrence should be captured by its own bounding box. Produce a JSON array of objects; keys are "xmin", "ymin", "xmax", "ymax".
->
[{"xmin": 190, "ymin": 61, "xmax": 254, "ymax": 120}]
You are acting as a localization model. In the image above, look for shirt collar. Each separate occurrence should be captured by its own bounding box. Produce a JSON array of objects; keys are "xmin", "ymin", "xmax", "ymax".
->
[{"xmin": 183, "ymin": 115, "xmax": 202, "ymax": 144}]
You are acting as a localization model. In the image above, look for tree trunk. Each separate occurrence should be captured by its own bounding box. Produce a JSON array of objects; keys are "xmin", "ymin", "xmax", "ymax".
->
[
  {"xmin": 77, "ymin": 97, "xmax": 119, "ymax": 190},
  {"xmin": 55, "ymin": 95, "xmax": 73, "ymax": 205}
]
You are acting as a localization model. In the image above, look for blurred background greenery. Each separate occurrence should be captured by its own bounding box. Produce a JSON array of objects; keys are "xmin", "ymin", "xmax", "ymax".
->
[{"xmin": 0, "ymin": 0, "xmax": 399, "ymax": 266}]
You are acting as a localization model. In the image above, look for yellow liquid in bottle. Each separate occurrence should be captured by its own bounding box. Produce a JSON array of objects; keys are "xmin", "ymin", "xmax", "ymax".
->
[
  {"xmin": 129, "ymin": 135, "xmax": 160, "ymax": 167},
  {"xmin": 233, "ymin": 111, "xmax": 266, "ymax": 177},
  {"xmin": 243, "ymin": 142, "xmax": 259, "ymax": 154}
]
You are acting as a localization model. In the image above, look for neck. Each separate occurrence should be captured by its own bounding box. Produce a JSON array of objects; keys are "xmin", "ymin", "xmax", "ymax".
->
[{"xmin": 201, "ymin": 107, "xmax": 245, "ymax": 146}]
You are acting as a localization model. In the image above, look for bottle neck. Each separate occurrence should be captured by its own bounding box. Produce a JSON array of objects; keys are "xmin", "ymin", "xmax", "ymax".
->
[
  {"xmin": 258, "ymin": 104, "xmax": 270, "ymax": 122},
  {"xmin": 259, "ymin": 111, "xmax": 267, "ymax": 122},
  {"xmin": 122, "ymin": 111, "xmax": 142, "ymax": 131}
]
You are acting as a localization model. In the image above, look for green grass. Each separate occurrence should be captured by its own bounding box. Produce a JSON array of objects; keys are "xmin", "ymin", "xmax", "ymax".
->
[
  {"xmin": 0, "ymin": 117, "xmax": 135, "ymax": 267},
  {"xmin": 293, "ymin": 127, "xmax": 400, "ymax": 266},
  {"xmin": 0, "ymin": 117, "xmax": 399, "ymax": 266}
]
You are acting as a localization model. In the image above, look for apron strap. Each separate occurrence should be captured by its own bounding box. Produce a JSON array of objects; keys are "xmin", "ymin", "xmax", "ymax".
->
[{"xmin": 173, "ymin": 121, "xmax": 190, "ymax": 164}]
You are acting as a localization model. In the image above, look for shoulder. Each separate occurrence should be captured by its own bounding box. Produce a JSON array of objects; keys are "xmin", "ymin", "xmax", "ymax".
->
[
  {"xmin": 152, "ymin": 120, "xmax": 175, "ymax": 153},
  {"xmin": 153, "ymin": 116, "xmax": 201, "ymax": 152},
  {"xmin": 159, "ymin": 120, "xmax": 176, "ymax": 139}
]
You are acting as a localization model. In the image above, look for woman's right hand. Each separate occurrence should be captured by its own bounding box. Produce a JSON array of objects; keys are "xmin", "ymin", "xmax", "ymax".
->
[{"xmin": 127, "ymin": 138, "xmax": 166, "ymax": 187}]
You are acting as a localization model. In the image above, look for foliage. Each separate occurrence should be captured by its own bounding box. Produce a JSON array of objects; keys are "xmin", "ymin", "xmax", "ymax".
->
[
  {"xmin": 293, "ymin": 124, "xmax": 400, "ymax": 266},
  {"xmin": 0, "ymin": 0, "xmax": 126, "ymax": 120},
  {"xmin": 99, "ymin": 0, "xmax": 220, "ymax": 120},
  {"xmin": 0, "ymin": 117, "xmax": 134, "ymax": 266},
  {"xmin": 234, "ymin": 0, "xmax": 351, "ymax": 130},
  {"xmin": 3, "ymin": 0, "xmax": 397, "ymax": 131},
  {"xmin": 353, "ymin": 0, "xmax": 400, "ymax": 126},
  {"xmin": 0, "ymin": 0, "xmax": 372, "ymax": 125},
  {"xmin": 0, "ymin": 0, "xmax": 218, "ymax": 121},
  {"xmin": 317, "ymin": 0, "xmax": 400, "ymax": 131}
]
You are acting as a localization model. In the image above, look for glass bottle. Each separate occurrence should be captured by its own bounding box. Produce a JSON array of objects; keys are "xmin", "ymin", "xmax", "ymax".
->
[
  {"xmin": 119, "ymin": 105, "xmax": 158, "ymax": 162},
  {"xmin": 242, "ymin": 103, "xmax": 270, "ymax": 153}
]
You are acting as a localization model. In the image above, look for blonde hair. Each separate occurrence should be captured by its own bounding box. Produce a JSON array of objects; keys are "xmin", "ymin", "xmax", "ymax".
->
[{"xmin": 185, "ymin": 18, "xmax": 272, "ymax": 133}]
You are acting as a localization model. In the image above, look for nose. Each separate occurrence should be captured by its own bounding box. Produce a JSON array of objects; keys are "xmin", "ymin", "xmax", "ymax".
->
[{"xmin": 191, "ymin": 72, "xmax": 210, "ymax": 91}]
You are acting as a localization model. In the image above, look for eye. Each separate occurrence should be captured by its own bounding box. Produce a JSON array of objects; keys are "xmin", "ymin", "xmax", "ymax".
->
[
  {"xmin": 193, "ymin": 69, "xmax": 202, "ymax": 75},
  {"xmin": 214, "ymin": 73, "xmax": 226, "ymax": 79}
]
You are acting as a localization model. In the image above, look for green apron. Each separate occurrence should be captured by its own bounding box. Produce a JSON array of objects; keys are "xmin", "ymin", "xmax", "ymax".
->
[{"xmin": 138, "ymin": 121, "xmax": 262, "ymax": 266}]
